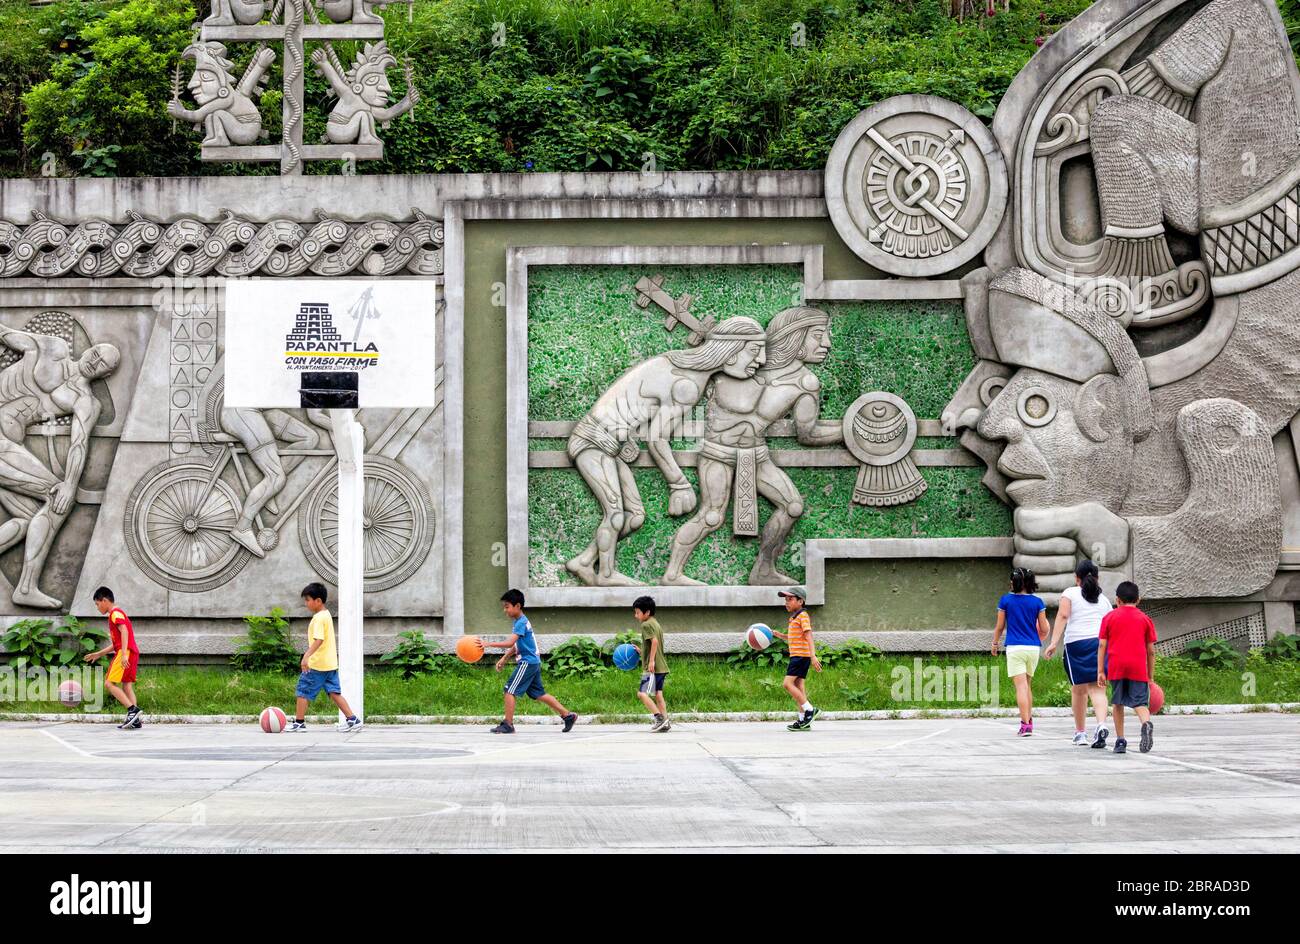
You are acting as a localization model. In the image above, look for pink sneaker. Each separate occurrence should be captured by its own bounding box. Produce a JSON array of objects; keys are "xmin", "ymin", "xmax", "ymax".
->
[{"xmin": 1017, "ymin": 722, "xmax": 1032, "ymax": 737}]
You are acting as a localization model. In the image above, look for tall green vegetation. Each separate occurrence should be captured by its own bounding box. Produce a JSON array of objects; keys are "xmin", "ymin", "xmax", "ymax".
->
[{"xmin": 12, "ymin": 0, "xmax": 1286, "ymax": 178}]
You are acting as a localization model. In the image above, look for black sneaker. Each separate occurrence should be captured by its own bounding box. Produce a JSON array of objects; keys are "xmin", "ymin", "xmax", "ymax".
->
[
  {"xmin": 1090, "ymin": 725, "xmax": 1109, "ymax": 749},
  {"xmin": 786, "ymin": 720, "xmax": 809, "ymax": 732},
  {"xmin": 490, "ymin": 721, "xmax": 515, "ymax": 734},
  {"xmin": 561, "ymin": 713, "xmax": 577, "ymax": 733},
  {"xmin": 1139, "ymin": 721, "xmax": 1154, "ymax": 753},
  {"xmin": 804, "ymin": 707, "xmax": 820, "ymax": 726},
  {"xmin": 116, "ymin": 714, "xmax": 136, "ymax": 730},
  {"xmin": 287, "ymin": 720, "xmax": 306, "ymax": 732},
  {"xmin": 1114, "ymin": 737, "xmax": 1128, "ymax": 754},
  {"xmin": 126, "ymin": 705, "xmax": 140, "ymax": 717}
]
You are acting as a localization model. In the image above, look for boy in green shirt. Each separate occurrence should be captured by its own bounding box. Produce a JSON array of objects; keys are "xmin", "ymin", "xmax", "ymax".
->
[{"xmin": 633, "ymin": 595, "xmax": 670, "ymax": 732}]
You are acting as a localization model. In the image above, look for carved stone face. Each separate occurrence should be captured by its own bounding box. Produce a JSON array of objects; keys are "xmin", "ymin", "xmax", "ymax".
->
[
  {"xmin": 798, "ymin": 324, "xmax": 831, "ymax": 364},
  {"xmin": 720, "ymin": 340, "xmax": 766, "ymax": 379},
  {"xmin": 976, "ymin": 367, "xmax": 1134, "ymax": 511},
  {"xmin": 359, "ymin": 68, "xmax": 391, "ymax": 107},
  {"xmin": 189, "ymin": 68, "xmax": 227, "ymax": 105},
  {"xmin": 78, "ymin": 343, "xmax": 121, "ymax": 380}
]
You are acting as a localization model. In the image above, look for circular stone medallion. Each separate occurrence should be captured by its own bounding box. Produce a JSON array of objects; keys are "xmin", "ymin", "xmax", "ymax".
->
[
  {"xmin": 825, "ymin": 95, "xmax": 1007, "ymax": 277},
  {"xmin": 842, "ymin": 391, "xmax": 919, "ymax": 467}
]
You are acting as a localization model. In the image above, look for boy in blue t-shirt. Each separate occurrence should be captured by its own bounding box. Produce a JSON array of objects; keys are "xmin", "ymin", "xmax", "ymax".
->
[
  {"xmin": 485, "ymin": 589, "xmax": 578, "ymax": 734},
  {"xmin": 991, "ymin": 568, "xmax": 1049, "ymax": 736}
]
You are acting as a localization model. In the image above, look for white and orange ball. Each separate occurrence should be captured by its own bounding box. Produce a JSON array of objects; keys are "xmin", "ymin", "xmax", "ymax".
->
[{"xmin": 260, "ymin": 706, "xmax": 288, "ymax": 733}]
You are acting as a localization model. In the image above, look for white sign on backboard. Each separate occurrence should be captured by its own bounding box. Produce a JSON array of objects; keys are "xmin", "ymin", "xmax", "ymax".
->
[{"xmin": 224, "ymin": 279, "xmax": 438, "ymax": 409}]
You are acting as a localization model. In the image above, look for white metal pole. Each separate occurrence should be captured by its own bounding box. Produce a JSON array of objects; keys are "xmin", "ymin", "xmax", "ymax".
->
[{"xmin": 330, "ymin": 409, "xmax": 366, "ymax": 723}]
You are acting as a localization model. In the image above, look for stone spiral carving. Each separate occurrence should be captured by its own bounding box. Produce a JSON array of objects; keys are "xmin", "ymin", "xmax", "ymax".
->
[{"xmin": 0, "ymin": 210, "xmax": 443, "ymax": 278}]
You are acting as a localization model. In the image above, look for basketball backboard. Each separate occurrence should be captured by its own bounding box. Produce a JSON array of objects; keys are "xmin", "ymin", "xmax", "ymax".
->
[{"xmin": 224, "ymin": 279, "xmax": 438, "ymax": 409}]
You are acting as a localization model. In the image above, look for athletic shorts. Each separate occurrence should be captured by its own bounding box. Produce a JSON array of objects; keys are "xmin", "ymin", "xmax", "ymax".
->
[
  {"xmin": 1005, "ymin": 645, "xmax": 1041, "ymax": 678},
  {"xmin": 1110, "ymin": 678, "xmax": 1150, "ymax": 708},
  {"xmin": 785, "ymin": 656, "xmax": 811, "ymax": 679},
  {"xmin": 504, "ymin": 661, "xmax": 546, "ymax": 700},
  {"xmin": 296, "ymin": 669, "xmax": 341, "ymax": 701},
  {"xmin": 106, "ymin": 650, "xmax": 138, "ymax": 684},
  {"xmin": 1064, "ymin": 638, "xmax": 1102, "ymax": 685},
  {"xmin": 638, "ymin": 672, "xmax": 667, "ymax": 695}
]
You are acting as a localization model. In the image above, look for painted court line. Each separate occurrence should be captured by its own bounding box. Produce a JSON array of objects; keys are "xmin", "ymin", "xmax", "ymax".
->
[
  {"xmin": 1136, "ymin": 751, "xmax": 1300, "ymax": 791},
  {"xmin": 38, "ymin": 727, "xmax": 97, "ymax": 759}
]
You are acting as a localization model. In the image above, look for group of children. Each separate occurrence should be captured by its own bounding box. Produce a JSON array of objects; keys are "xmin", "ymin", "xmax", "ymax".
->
[
  {"xmin": 82, "ymin": 581, "xmax": 823, "ymax": 735},
  {"xmin": 87, "ymin": 564, "xmax": 1156, "ymax": 745},
  {"xmin": 992, "ymin": 560, "xmax": 1158, "ymax": 753}
]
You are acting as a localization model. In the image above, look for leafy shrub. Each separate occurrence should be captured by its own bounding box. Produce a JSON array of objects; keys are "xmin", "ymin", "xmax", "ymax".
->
[
  {"xmin": 2, "ymin": 615, "xmax": 107, "ymax": 668},
  {"xmin": 818, "ymin": 639, "xmax": 882, "ymax": 666},
  {"xmin": 1181, "ymin": 636, "xmax": 1241, "ymax": 671},
  {"xmin": 600, "ymin": 629, "xmax": 642, "ymax": 657},
  {"xmin": 726, "ymin": 636, "xmax": 789, "ymax": 668},
  {"xmin": 546, "ymin": 635, "xmax": 608, "ymax": 678},
  {"xmin": 380, "ymin": 630, "xmax": 455, "ymax": 679},
  {"xmin": 232, "ymin": 608, "xmax": 299, "ymax": 673},
  {"xmin": 1255, "ymin": 633, "xmax": 1300, "ymax": 663}
]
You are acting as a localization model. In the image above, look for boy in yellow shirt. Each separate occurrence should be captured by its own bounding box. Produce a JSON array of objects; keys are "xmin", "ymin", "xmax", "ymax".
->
[{"xmin": 288, "ymin": 582, "xmax": 362, "ymax": 732}]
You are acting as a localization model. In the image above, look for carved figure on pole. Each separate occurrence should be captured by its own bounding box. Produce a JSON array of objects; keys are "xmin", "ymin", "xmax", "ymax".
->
[
  {"xmin": 565, "ymin": 318, "xmax": 767, "ymax": 587},
  {"xmin": 311, "ymin": 42, "xmax": 418, "ymax": 147},
  {"xmin": 168, "ymin": 42, "xmax": 275, "ymax": 148}
]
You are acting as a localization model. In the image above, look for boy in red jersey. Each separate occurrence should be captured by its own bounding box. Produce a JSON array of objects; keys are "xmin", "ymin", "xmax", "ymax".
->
[
  {"xmin": 85, "ymin": 586, "xmax": 142, "ymax": 730},
  {"xmin": 1097, "ymin": 581, "xmax": 1157, "ymax": 754}
]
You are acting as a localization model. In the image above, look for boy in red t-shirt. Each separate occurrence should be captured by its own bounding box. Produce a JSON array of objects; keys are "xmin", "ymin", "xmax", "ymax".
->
[
  {"xmin": 1097, "ymin": 581, "xmax": 1156, "ymax": 754},
  {"xmin": 85, "ymin": 586, "xmax": 142, "ymax": 730}
]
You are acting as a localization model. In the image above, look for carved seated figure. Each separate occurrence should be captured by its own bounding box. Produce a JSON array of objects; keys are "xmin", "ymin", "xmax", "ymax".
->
[
  {"xmin": 167, "ymin": 43, "xmax": 275, "ymax": 148},
  {"xmin": 204, "ymin": 0, "xmax": 267, "ymax": 26},
  {"xmin": 311, "ymin": 42, "xmax": 419, "ymax": 147}
]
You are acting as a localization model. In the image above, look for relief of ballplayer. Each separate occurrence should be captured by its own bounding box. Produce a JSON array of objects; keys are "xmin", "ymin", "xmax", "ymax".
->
[
  {"xmin": 566, "ymin": 317, "xmax": 767, "ymax": 587},
  {"xmin": 0, "ymin": 321, "xmax": 119, "ymax": 608},
  {"xmin": 662, "ymin": 307, "xmax": 842, "ymax": 587}
]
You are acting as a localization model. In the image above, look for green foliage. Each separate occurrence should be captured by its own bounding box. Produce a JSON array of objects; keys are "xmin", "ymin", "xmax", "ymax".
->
[
  {"xmin": 1, "ymin": 615, "xmax": 107, "ymax": 668},
  {"xmin": 546, "ymin": 635, "xmax": 609, "ymax": 678},
  {"xmin": 601, "ymin": 629, "xmax": 643, "ymax": 657},
  {"xmin": 1255, "ymin": 633, "xmax": 1300, "ymax": 663},
  {"xmin": 726, "ymin": 636, "xmax": 789, "ymax": 668},
  {"xmin": 817, "ymin": 639, "xmax": 882, "ymax": 666},
  {"xmin": 4, "ymin": 0, "xmax": 1097, "ymax": 177},
  {"xmin": 231, "ymin": 607, "xmax": 299, "ymax": 674},
  {"xmin": 1182, "ymin": 636, "xmax": 1242, "ymax": 672},
  {"xmin": 380, "ymin": 630, "xmax": 456, "ymax": 679}
]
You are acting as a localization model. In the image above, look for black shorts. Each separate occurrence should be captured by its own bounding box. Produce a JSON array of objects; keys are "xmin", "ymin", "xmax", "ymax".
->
[
  {"xmin": 785, "ymin": 657, "xmax": 811, "ymax": 679},
  {"xmin": 638, "ymin": 672, "xmax": 667, "ymax": 695},
  {"xmin": 1110, "ymin": 678, "xmax": 1150, "ymax": 708}
]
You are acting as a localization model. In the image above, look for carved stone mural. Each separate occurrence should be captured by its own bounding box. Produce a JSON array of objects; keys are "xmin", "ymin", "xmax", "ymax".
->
[{"xmin": 945, "ymin": 0, "xmax": 1300, "ymax": 603}]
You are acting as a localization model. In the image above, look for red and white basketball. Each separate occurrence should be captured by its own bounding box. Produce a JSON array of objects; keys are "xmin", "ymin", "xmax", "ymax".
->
[
  {"xmin": 745, "ymin": 623, "xmax": 774, "ymax": 650},
  {"xmin": 260, "ymin": 706, "xmax": 288, "ymax": 733},
  {"xmin": 58, "ymin": 680, "xmax": 83, "ymax": 707}
]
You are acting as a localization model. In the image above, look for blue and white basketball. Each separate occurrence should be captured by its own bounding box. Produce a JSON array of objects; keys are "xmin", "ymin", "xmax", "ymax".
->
[
  {"xmin": 612, "ymin": 643, "xmax": 640, "ymax": 671},
  {"xmin": 745, "ymin": 623, "xmax": 774, "ymax": 650}
]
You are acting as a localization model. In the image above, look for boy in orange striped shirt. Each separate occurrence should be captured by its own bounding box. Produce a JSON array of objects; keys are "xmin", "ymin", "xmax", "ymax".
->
[{"xmin": 772, "ymin": 587, "xmax": 821, "ymax": 731}]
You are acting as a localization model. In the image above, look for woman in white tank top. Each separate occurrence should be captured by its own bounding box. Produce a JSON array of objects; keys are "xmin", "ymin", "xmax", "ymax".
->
[{"xmin": 1044, "ymin": 559, "xmax": 1113, "ymax": 747}]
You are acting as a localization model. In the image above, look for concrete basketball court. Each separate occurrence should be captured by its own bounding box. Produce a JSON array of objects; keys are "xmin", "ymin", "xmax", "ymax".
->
[{"xmin": 1, "ymin": 713, "xmax": 1298, "ymax": 853}]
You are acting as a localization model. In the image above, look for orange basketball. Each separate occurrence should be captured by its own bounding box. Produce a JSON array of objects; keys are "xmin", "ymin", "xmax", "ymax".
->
[{"xmin": 456, "ymin": 635, "xmax": 485, "ymax": 664}]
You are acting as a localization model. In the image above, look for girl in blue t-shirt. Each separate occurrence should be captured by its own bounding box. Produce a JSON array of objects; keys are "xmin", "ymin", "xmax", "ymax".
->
[{"xmin": 991, "ymin": 567, "xmax": 1049, "ymax": 737}]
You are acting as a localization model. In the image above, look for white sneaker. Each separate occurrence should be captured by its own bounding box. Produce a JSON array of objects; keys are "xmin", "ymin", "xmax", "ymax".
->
[{"xmin": 1071, "ymin": 731, "xmax": 1088, "ymax": 746}]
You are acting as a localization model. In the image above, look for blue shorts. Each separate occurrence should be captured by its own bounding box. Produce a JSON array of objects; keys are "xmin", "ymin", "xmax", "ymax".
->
[
  {"xmin": 504, "ymin": 661, "xmax": 546, "ymax": 699},
  {"xmin": 296, "ymin": 669, "xmax": 341, "ymax": 701},
  {"xmin": 1064, "ymin": 639, "xmax": 1103, "ymax": 685}
]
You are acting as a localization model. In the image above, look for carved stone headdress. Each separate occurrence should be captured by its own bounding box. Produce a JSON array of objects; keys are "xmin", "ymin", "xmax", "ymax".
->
[
  {"xmin": 182, "ymin": 41, "xmax": 237, "ymax": 90},
  {"xmin": 346, "ymin": 42, "xmax": 398, "ymax": 83}
]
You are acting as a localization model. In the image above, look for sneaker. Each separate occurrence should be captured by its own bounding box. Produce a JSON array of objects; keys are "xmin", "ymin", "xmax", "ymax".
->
[
  {"xmin": 786, "ymin": 720, "xmax": 809, "ymax": 731},
  {"xmin": 340, "ymin": 717, "xmax": 363, "ymax": 732},
  {"xmin": 1017, "ymin": 722, "xmax": 1032, "ymax": 737},
  {"xmin": 561, "ymin": 713, "xmax": 577, "ymax": 733},
  {"xmin": 1139, "ymin": 721, "xmax": 1154, "ymax": 753},
  {"xmin": 1071, "ymin": 731, "xmax": 1088, "ymax": 746},
  {"xmin": 126, "ymin": 705, "xmax": 140, "ymax": 717},
  {"xmin": 804, "ymin": 707, "xmax": 820, "ymax": 726},
  {"xmin": 657, "ymin": 717, "xmax": 671, "ymax": 733},
  {"xmin": 124, "ymin": 715, "xmax": 143, "ymax": 730},
  {"xmin": 1114, "ymin": 737, "xmax": 1128, "ymax": 754},
  {"xmin": 649, "ymin": 715, "xmax": 667, "ymax": 732},
  {"xmin": 1090, "ymin": 726, "xmax": 1109, "ymax": 750},
  {"xmin": 116, "ymin": 714, "xmax": 136, "ymax": 730},
  {"xmin": 287, "ymin": 720, "xmax": 306, "ymax": 732},
  {"xmin": 490, "ymin": 721, "xmax": 515, "ymax": 734}
]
